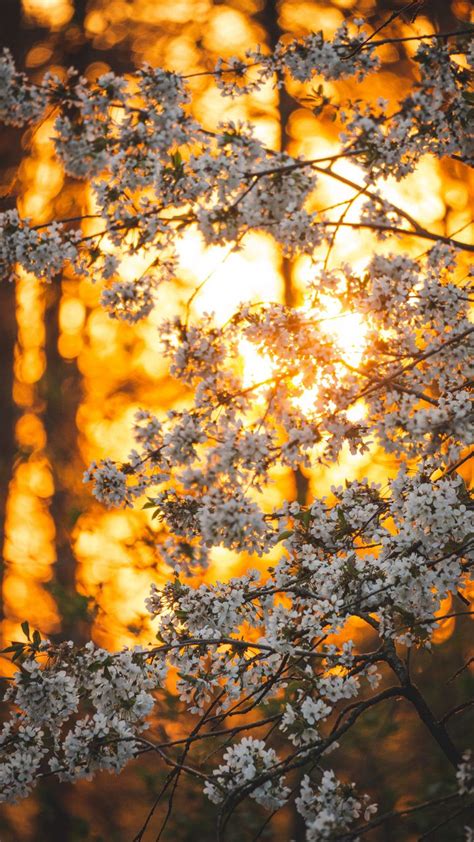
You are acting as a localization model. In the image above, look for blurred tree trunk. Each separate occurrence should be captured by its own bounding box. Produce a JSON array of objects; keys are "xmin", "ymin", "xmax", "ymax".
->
[
  {"xmin": 41, "ymin": 0, "xmax": 135, "ymax": 647},
  {"xmin": 40, "ymin": 0, "xmax": 92, "ymax": 647},
  {"xmin": 0, "ymin": 282, "xmax": 16, "ymax": 627},
  {"xmin": 256, "ymin": 3, "xmax": 308, "ymax": 838},
  {"xmin": 0, "ymin": 2, "xmax": 31, "ymax": 629},
  {"xmin": 257, "ymin": 0, "xmax": 310, "ymax": 508},
  {"xmin": 43, "ymin": 286, "xmax": 88, "ymax": 643},
  {"xmin": 33, "ymin": 4, "xmax": 93, "ymax": 840}
]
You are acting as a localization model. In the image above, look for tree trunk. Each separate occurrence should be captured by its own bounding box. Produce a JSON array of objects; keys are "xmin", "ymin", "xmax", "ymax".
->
[
  {"xmin": 0, "ymin": 282, "xmax": 17, "ymax": 627},
  {"xmin": 258, "ymin": 0, "xmax": 310, "ymax": 516}
]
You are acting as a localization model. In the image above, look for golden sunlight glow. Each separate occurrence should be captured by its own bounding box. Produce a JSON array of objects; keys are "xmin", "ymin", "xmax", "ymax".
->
[
  {"xmin": 59, "ymin": 298, "xmax": 86, "ymax": 334},
  {"xmin": 238, "ymin": 297, "xmax": 367, "ymax": 419},
  {"xmin": 15, "ymin": 413, "xmax": 47, "ymax": 450},
  {"xmin": 239, "ymin": 338, "xmax": 274, "ymax": 392},
  {"xmin": 318, "ymin": 296, "xmax": 367, "ymax": 366},
  {"xmin": 345, "ymin": 401, "xmax": 367, "ymax": 423},
  {"xmin": 180, "ymin": 231, "xmax": 282, "ymax": 324},
  {"xmin": 22, "ymin": 0, "xmax": 74, "ymax": 29},
  {"xmin": 4, "ymin": 0, "xmax": 472, "ymax": 658},
  {"xmin": 3, "ymin": 463, "xmax": 59, "ymax": 632},
  {"xmin": 26, "ymin": 45, "xmax": 54, "ymax": 68},
  {"xmin": 431, "ymin": 594, "xmax": 455, "ymax": 645}
]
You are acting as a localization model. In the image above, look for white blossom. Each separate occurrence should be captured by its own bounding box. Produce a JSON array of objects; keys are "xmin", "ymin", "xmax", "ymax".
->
[
  {"xmin": 0, "ymin": 20, "xmax": 472, "ymax": 835},
  {"xmin": 457, "ymin": 751, "xmax": 474, "ymax": 796},
  {"xmin": 204, "ymin": 737, "xmax": 289, "ymax": 810},
  {"xmin": 296, "ymin": 771, "xmax": 377, "ymax": 840}
]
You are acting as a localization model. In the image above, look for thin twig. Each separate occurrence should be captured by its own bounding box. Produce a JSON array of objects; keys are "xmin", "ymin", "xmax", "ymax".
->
[{"xmin": 342, "ymin": 0, "xmax": 423, "ymax": 60}]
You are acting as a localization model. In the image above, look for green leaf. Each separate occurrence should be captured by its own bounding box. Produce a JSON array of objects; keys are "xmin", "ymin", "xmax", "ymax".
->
[
  {"xmin": 2, "ymin": 642, "xmax": 25, "ymax": 654},
  {"xmin": 337, "ymin": 509, "xmax": 348, "ymax": 527},
  {"xmin": 178, "ymin": 542, "xmax": 194, "ymax": 559},
  {"xmin": 178, "ymin": 672, "xmax": 199, "ymax": 685},
  {"xmin": 21, "ymin": 621, "xmax": 30, "ymax": 640},
  {"xmin": 276, "ymin": 530, "xmax": 294, "ymax": 542}
]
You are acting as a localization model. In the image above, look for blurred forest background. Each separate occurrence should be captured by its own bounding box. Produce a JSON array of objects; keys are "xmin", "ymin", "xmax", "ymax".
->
[{"xmin": 0, "ymin": 0, "xmax": 473, "ymax": 839}]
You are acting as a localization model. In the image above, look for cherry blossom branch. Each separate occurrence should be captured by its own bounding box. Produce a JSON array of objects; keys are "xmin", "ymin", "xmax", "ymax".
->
[
  {"xmin": 440, "ymin": 698, "xmax": 474, "ymax": 726},
  {"xmin": 358, "ymin": 28, "xmax": 474, "ymax": 51},
  {"xmin": 340, "ymin": 791, "xmax": 463, "ymax": 839},
  {"xmin": 217, "ymin": 686, "xmax": 407, "ymax": 838},
  {"xmin": 317, "ymin": 221, "xmax": 474, "ymax": 252},
  {"xmin": 341, "ymin": 0, "xmax": 423, "ymax": 60}
]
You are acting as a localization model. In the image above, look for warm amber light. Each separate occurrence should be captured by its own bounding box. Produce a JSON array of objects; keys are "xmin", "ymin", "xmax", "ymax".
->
[
  {"xmin": 22, "ymin": 0, "xmax": 74, "ymax": 29},
  {"xmin": 25, "ymin": 45, "xmax": 53, "ymax": 68},
  {"xmin": 15, "ymin": 413, "xmax": 47, "ymax": 450},
  {"xmin": 239, "ymin": 338, "xmax": 274, "ymax": 392},
  {"xmin": 5, "ymin": 0, "xmax": 469, "ymax": 657},
  {"xmin": 431, "ymin": 594, "xmax": 456, "ymax": 645},
  {"xmin": 59, "ymin": 298, "xmax": 86, "ymax": 334}
]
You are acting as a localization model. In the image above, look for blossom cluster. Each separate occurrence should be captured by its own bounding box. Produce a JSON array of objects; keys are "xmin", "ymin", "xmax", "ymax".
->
[
  {"xmin": 203, "ymin": 737, "xmax": 289, "ymax": 810},
  {"xmin": 0, "ymin": 29, "xmax": 472, "ymax": 319},
  {"xmin": 0, "ymin": 642, "xmax": 166, "ymax": 801},
  {"xmin": 0, "ymin": 14, "xmax": 472, "ymax": 838},
  {"xmin": 295, "ymin": 771, "xmax": 377, "ymax": 840},
  {"xmin": 82, "ymin": 243, "xmax": 472, "ymax": 571},
  {"xmin": 457, "ymin": 751, "xmax": 474, "ymax": 796}
]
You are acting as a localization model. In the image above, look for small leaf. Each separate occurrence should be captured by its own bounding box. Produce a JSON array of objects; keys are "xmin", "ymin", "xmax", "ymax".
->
[
  {"xmin": 2, "ymin": 643, "xmax": 25, "ymax": 654},
  {"xmin": 337, "ymin": 509, "xmax": 348, "ymax": 527},
  {"xmin": 276, "ymin": 530, "xmax": 294, "ymax": 542},
  {"xmin": 178, "ymin": 672, "xmax": 199, "ymax": 685},
  {"xmin": 178, "ymin": 542, "xmax": 194, "ymax": 559},
  {"xmin": 21, "ymin": 621, "xmax": 30, "ymax": 640}
]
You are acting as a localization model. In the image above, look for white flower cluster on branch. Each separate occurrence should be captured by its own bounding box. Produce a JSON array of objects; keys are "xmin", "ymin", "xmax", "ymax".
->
[
  {"xmin": 0, "ymin": 14, "xmax": 473, "ymax": 840},
  {"xmin": 296, "ymin": 771, "xmax": 377, "ymax": 840},
  {"xmin": 0, "ymin": 25, "xmax": 473, "ymax": 314},
  {"xmin": 0, "ymin": 639, "xmax": 166, "ymax": 800},
  {"xmin": 204, "ymin": 737, "xmax": 289, "ymax": 810},
  {"xmin": 80, "ymin": 243, "xmax": 472, "ymax": 571}
]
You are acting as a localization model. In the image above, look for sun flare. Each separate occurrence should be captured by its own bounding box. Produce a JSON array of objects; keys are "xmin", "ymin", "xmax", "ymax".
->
[{"xmin": 239, "ymin": 294, "xmax": 367, "ymax": 418}]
